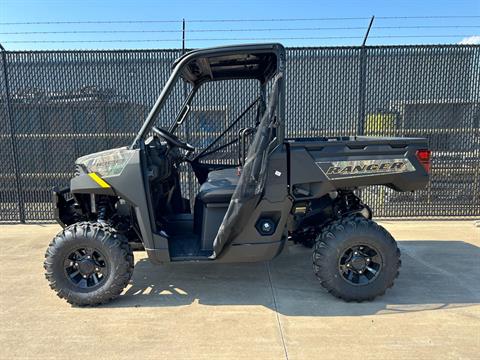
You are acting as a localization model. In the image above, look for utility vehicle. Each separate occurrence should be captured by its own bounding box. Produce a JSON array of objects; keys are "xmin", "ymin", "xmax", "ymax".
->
[{"xmin": 44, "ymin": 44, "xmax": 431, "ymax": 305}]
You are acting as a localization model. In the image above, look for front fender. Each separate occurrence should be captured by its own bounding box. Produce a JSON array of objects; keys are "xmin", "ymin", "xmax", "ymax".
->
[{"xmin": 70, "ymin": 173, "xmax": 116, "ymax": 196}]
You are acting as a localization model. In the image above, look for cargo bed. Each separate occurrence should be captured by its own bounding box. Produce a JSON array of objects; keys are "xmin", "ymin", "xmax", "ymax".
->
[{"xmin": 285, "ymin": 136, "xmax": 430, "ymax": 198}]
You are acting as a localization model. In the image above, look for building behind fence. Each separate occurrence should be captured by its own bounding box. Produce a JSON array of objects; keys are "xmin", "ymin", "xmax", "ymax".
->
[{"xmin": 1, "ymin": 45, "xmax": 479, "ymax": 222}]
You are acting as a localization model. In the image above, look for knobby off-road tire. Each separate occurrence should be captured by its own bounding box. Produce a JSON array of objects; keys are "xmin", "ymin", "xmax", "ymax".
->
[
  {"xmin": 44, "ymin": 222, "xmax": 134, "ymax": 306},
  {"xmin": 313, "ymin": 216, "xmax": 401, "ymax": 302}
]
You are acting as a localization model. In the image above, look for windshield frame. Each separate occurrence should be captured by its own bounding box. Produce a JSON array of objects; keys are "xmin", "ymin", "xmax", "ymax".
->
[{"xmin": 130, "ymin": 44, "xmax": 285, "ymax": 149}]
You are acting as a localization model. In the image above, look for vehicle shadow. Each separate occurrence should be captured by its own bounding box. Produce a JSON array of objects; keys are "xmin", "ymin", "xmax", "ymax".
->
[{"xmin": 105, "ymin": 240, "xmax": 480, "ymax": 316}]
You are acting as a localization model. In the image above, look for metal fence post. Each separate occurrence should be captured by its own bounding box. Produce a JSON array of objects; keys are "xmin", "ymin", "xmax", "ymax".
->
[
  {"xmin": 1, "ymin": 47, "xmax": 25, "ymax": 222},
  {"xmin": 357, "ymin": 47, "xmax": 367, "ymax": 135},
  {"xmin": 357, "ymin": 16, "xmax": 374, "ymax": 136},
  {"xmin": 182, "ymin": 18, "xmax": 186, "ymax": 54}
]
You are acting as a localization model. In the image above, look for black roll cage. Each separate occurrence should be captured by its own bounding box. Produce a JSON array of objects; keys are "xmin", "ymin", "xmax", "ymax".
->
[{"xmin": 131, "ymin": 43, "xmax": 286, "ymax": 149}]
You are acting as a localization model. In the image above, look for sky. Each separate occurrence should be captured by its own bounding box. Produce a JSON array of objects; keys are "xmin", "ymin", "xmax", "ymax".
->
[{"xmin": 0, "ymin": 0, "xmax": 479, "ymax": 50}]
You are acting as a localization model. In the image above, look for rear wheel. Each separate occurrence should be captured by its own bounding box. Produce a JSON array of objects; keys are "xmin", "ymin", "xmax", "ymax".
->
[
  {"xmin": 313, "ymin": 216, "xmax": 400, "ymax": 302},
  {"xmin": 44, "ymin": 222, "xmax": 134, "ymax": 306}
]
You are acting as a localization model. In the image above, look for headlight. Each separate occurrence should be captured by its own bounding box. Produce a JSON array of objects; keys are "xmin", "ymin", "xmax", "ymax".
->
[{"xmin": 76, "ymin": 147, "xmax": 135, "ymax": 177}]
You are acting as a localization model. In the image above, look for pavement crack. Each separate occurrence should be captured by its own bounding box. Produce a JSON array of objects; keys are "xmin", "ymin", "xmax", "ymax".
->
[{"xmin": 266, "ymin": 261, "xmax": 289, "ymax": 360}]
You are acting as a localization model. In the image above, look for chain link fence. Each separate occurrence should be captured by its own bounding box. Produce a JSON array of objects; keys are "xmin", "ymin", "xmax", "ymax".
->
[{"xmin": 0, "ymin": 45, "xmax": 479, "ymax": 222}]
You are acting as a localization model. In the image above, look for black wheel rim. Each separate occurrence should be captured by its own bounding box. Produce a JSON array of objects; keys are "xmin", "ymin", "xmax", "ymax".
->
[
  {"xmin": 63, "ymin": 247, "xmax": 108, "ymax": 289},
  {"xmin": 338, "ymin": 245, "xmax": 382, "ymax": 286}
]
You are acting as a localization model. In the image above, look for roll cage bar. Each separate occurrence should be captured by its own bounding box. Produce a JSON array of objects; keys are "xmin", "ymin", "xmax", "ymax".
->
[{"xmin": 131, "ymin": 43, "xmax": 286, "ymax": 148}]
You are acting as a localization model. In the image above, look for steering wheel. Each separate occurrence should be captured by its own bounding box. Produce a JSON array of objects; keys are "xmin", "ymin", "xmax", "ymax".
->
[{"xmin": 152, "ymin": 126, "xmax": 195, "ymax": 152}]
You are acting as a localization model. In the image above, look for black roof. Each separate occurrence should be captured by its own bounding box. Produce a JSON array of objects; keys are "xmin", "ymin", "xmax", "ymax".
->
[{"xmin": 172, "ymin": 43, "xmax": 285, "ymax": 84}]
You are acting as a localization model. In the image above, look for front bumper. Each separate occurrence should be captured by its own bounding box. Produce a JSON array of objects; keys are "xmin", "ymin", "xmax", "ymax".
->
[{"xmin": 52, "ymin": 186, "xmax": 78, "ymax": 228}]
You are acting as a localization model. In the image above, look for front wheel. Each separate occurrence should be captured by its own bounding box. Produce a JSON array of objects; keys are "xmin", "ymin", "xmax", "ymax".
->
[
  {"xmin": 44, "ymin": 222, "xmax": 134, "ymax": 306},
  {"xmin": 313, "ymin": 216, "xmax": 400, "ymax": 302}
]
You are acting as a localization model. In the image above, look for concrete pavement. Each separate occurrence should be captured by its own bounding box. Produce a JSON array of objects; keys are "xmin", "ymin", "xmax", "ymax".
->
[{"xmin": 0, "ymin": 221, "xmax": 479, "ymax": 359}]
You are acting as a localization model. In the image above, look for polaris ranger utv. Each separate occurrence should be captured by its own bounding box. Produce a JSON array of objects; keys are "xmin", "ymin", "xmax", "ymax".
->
[{"xmin": 45, "ymin": 43, "xmax": 431, "ymax": 306}]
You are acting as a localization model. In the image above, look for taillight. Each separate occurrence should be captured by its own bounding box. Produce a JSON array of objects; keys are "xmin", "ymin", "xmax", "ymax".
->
[{"xmin": 416, "ymin": 149, "xmax": 431, "ymax": 173}]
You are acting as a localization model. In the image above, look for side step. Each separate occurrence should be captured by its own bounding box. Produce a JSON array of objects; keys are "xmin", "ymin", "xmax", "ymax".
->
[{"xmin": 170, "ymin": 255, "xmax": 213, "ymax": 262}]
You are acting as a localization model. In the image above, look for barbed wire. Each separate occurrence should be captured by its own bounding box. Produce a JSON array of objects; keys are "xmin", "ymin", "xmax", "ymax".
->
[
  {"xmin": 1, "ymin": 25, "xmax": 479, "ymax": 35},
  {"xmin": 1, "ymin": 16, "xmax": 479, "ymax": 48},
  {"xmin": 1, "ymin": 15, "xmax": 479, "ymax": 26},
  {"xmin": 376, "ymin": 15, "xmax": 480, "ymax": 19},
  {"xmin": 3, "ymin": 35, "xmax": 475, "ymax": 44}
]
